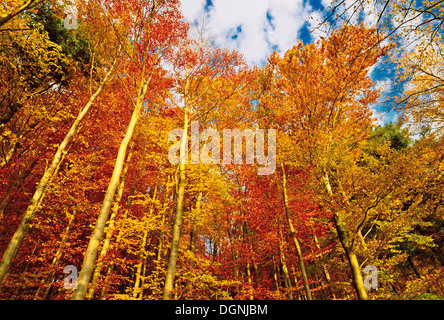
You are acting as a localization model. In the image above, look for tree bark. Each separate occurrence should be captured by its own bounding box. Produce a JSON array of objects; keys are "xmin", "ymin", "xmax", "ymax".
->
[
  {"xmin": 312, "ymin": 231, "xmax": 336, "ymax": 299},
  {"xmin": 99, "ymin": 181, "xmax": 138, "ymax": 300},
  {"xmin": 272, "ymin": 259, "xmax": 280, "ymax": 292},
  {"xmin": 246, "ymin": 261, "xmax": 254, "ymax": 300},
  {"xmin": 86, "ymin": 145, "xmax": 133, "ymax": 299},
  {"xmin": 278, "ymin": 231, "xmax": 293, "ymax": 300},
  {"xmin": 156, "ymin": 175, "xmax": 173, "ymax": 262},
  {"xmin": 133, "ymin": 184, "xmax": 158, "ymax": 299},
  {"xmin": 334, "ymin": 211, "xmax": 368, "ymax": 300},
  {"xmin": 162, "ymin": 110, "xmax": 188, "ymax": 300},
  {"xmin": 323, "ymin": 172, "xmax": 368, "ymax": 300}
]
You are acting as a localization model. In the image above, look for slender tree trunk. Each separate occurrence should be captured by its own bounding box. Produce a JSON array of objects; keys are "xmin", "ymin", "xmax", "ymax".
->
[
  {"xmin": 71, "ymin": 74, "xmax": 151, "ymax": 300},
  {"xmin": 86, "ymin": 145, "xmax": 133, "ymax": 299},
  {"xmin": 162, "ymin": 111, "xmax": 188, "ymax": 300},
  {"xmin": 322, "ymin": 172, "xmax": 368, "ymax": 300},
  {"xmin": 338, "ymin": 181, "xmax": 368, "ymax": 252},
  {"xmin": 253, "ymin": 261, "xmax": 259, "ymax": 281},
  {"xmin": 280, "ymin": 163, "xmax": 312, "ymax": 300},
  {"xmin": 408, "ymin": 255, "xmax": 421, "ymax": 279},
  {"xmin": 246, "ymin": 261, "xmax": 254, "ymax": 300},
  {"xmin": 0, "ymin": 50, "xmax": 119, "ymax": 285},
  {"xmin": 292, "ymin": 266, "xmax": 306, "ymax": 300},
  {"xmin": 334, "ymin": 211, "xmax": 368, "ymax": 300},
  {"xmin": 272, "ymin": 259, "xmax": 280, "ymax": 292},
  {"xmin": 133, "ymin": 184, "xmax": 158, "ymax": 299},
  {"xmin": 157, "ymin": 175, "xmax": 173, "ymax": 262},
  {"xmin": 312, "ymin": 232, "xmax": 336, "ymax": 299},
  {"xmin": 99, "ymin": 184, "xmax": 137, "ymax": 300},
  {"xmin": 33, "ymin": 210, "xmax": 76, "ymax": 299},
  {"xmin": 189, "ymin": 189, "xmax": 203, "ymax": 255},
  {"xmin": 278, "ymin": 233, "xmax": 293, "ymax": 300},
  {"xmin": 0, "ymin": 0, "xmax": 45, "ymax": 28}
]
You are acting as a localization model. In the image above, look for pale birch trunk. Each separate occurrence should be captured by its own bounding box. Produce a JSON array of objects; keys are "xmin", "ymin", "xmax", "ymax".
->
[
  {"xmin": 98, "ymin": 178, "xmax": 140, "ymax": 299},
  {"xmin": 272, "ymin": 259, "xmax": 280, "ymax": 292}
]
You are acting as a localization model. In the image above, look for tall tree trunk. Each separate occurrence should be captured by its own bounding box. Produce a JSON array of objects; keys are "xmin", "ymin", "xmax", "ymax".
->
[
  {"xmin": 291, "ymin": 266, "xmax": 306, "ymax": 300},
  {"xmin": 278, "ymin": 232, "xmax": 293, "ymax": 300},
  {"xmin": 408, "ymin": 255, "xmax": 421, "ymax": 279},
  {"xmin": 34, "ymin": 210, "xmax": 76, "ymax": 299},
  {"xmin": 99, "ymin": 182, "xmax": 138, "ymax": 300},
  {"xmin": 157, "ymin": 175, "xmax": 173, "ymax": 262},
  {"xmin": 280, "ymin": 163, "xmax": 313, "ymax": 300},
  {"xmin": 71, "ymin": 74, "xmax": 151, "ymax": 300},
  {"xmin": 336, "ymin": 214, "xmax": 368, "ymax": 300},
  {"xmin": 272, "ymin": 259, "xmax": 280, "ymax": 292},
  {"xmin": 189, "ymin": 188, "xmax": 203, "ymax": 255},
  {"xmin": 162, "ymin": 111, "xmax": 188, "ymax": 300},
  {"xmin": 246, "ymin": 261, "xmax": 254, "ymax": 300},
  {"xmin": 0, "ymin": 0, "xmax": 45, "ymax": 28},
  {"xmin": 133, "ymin": 184, "xmax": 158, "ymax": 299},
  {"xmin": 0, "ymin": 50, "xmax": 120, "ymax": 285},
  {"xmin": 322, "ymin": 172, "xmax": 368, "ymax": 300},
  {"xmin": 86, "ymin": 145, "xmax": 133, "ymax": 299},
  {"xmin": 312, "ymin": 231, "xmax": 336, "ymax": 299}
]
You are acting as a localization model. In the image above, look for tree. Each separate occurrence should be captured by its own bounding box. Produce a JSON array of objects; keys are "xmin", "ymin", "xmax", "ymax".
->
[
  {"xmin": 0, "ymin": 0, "xmax": 46, "ymax": 29},
  {"xmin": 0, "ymin": 0, "xmax": 122, "ymax": 284},
  {"xmin": 162, "ymin": 35, "xmax": 252, "ymax": 300},
  {"xmin": 259, "ymin": 24, "xmax": 392, "ymax": 299},
  {"xmin": 71, "ymin": 0, "xmax": 187, "ymax": 300}
]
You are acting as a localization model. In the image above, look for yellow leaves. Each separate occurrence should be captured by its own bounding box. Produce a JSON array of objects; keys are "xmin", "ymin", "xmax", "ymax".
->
[
  {"xmin": 0, "ymin": 0, "xmax": 23, "ymax": 17},
  {"xmin": 396, "ymin": 38, "xmax": 444, "ymax": 135}
]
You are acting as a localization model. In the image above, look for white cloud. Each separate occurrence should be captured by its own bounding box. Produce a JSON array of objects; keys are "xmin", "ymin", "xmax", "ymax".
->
[
  {"xmin": 362, "ymin": 0, "xmax": 379, "ymax": 28},
  {"xmin": 369, "ymin": 78, "xmax": 395, "ymax": 126},
  {"xmin": 180, "ymin": 0, "xmax": 207, "ymax": 24},
  {"xmin": 307, "ymin": 9, "xmax": 328, "ymax": 43},
  {"xmin": 370, "ymin": 105, "xmax": 385, "ymax": 127},
  {"xmin": 180, "ymin": 0, "xmax": 316, "ymax": 66},
  {"xmin": 375, "ymin": 79, "xmax": 393, "ymax": 94}
]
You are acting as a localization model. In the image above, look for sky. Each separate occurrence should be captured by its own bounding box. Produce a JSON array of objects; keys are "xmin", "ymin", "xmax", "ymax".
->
[{"xmin": 179, "ymin": 0, "xmax": 402, "ymax": 125}]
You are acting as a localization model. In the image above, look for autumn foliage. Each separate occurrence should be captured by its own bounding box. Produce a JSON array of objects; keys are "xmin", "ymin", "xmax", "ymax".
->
[{"xmin": 0, "ymin": 0, "xmax": 443, "ymax": 300}]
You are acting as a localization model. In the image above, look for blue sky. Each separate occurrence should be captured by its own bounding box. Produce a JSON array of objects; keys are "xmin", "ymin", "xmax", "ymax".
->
[{"xmin": 179, "ymin": 0, "xmax": 404, "ymax": 125}]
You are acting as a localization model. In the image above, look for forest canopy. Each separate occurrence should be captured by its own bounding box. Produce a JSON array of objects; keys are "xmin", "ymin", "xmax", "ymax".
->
[{"xmin": 0, "ymin": 0, "xmax": 443, "ymax": 301}]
